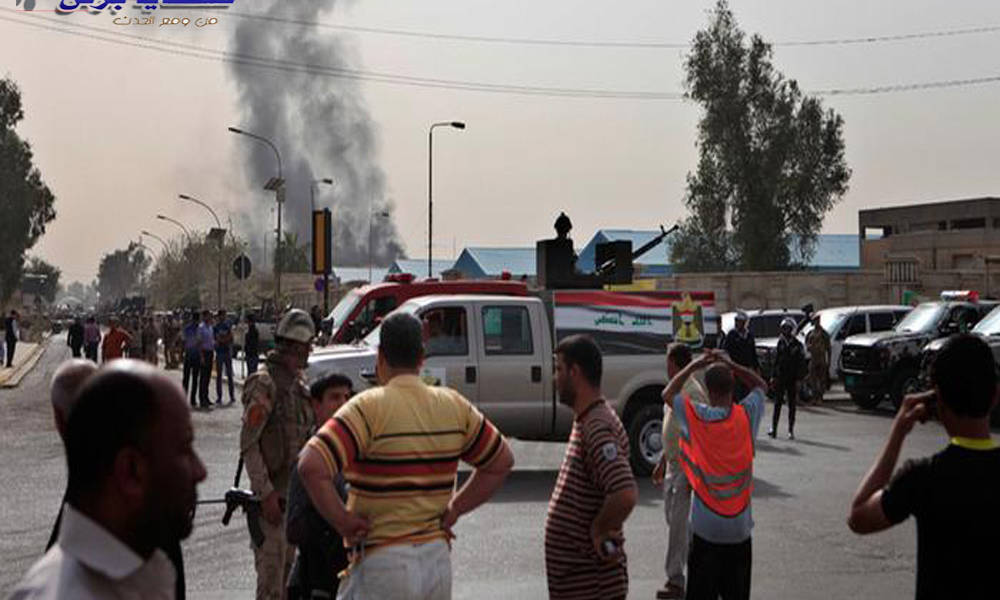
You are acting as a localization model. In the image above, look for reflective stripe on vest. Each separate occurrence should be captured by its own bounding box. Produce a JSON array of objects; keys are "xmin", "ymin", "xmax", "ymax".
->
[{"xmin": 678, "ymin": 395, "xmax": 754, "ymax": 517}]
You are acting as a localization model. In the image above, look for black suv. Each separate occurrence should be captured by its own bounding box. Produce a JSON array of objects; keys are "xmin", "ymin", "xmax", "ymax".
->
[
  {"xmin": 840, "ymin": 295, "xmax": 998, "ymax": 410},
  {"xmin": 919, "ymin": 304, "xmax": 1000, "ymax": 426}
]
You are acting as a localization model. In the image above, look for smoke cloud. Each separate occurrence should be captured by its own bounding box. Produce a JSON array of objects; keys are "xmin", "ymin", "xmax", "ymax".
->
[{"xmin": 227, "ymin": 1, "xmax": 406, "ymax": 268}]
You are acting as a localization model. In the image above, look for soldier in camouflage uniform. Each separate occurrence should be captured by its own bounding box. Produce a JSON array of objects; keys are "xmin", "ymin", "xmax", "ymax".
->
[
  {"xmin": 240, "ymin": 309, "xmax": 316, "ymax": 600},
  {"xmin": 805, "ymin": 313, "xmax": 831, "ymax": 404}
]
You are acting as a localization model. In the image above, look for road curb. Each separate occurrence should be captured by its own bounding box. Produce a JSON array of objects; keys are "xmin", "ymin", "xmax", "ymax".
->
[{"xmin": 0, "ymin": 337, "xmax": 50, "ymax": 389}]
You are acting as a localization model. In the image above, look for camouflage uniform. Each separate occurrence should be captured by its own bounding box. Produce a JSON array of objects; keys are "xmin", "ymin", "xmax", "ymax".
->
[
  {"xmin": 805, "ymin": 325, "xmax": 831, "ymax": 403},
  {"xmin": 240, "ymin": 352, "xmax": 315, "ymax": 600}
]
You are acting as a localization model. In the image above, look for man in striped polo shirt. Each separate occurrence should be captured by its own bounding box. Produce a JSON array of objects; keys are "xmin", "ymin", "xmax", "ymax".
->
[
  {"xmin": 298, "ymin": 312, "xmax": 514, "ymax": 600},
  {"xmin": 545, "ymin": 335, "xmax": 638, "ymax": 600}
]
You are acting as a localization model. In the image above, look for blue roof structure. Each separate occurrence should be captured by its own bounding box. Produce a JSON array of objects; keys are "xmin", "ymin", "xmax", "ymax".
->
[
  {"xmin": 577, "ymin": 230, "xmax": 674, "ymax": 276},
  {"xmin": 452, "ymin": 247, "xmax": 537, "ymax": 278},
  {"xmin": 578, "ymin": 230, "xmax": 859, "ymax": 274},
  {"xmin": 388, "ymin": 259, "xmax": 456, "ymax": 278},
  {"xmin": 790, "ymin": 234, "xmax": 859, "ymax": 270}
]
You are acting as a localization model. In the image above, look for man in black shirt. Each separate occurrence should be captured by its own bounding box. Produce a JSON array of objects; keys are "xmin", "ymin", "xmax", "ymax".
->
[
  {"xmin": 721, "ymin": 311, "xmax": 759, "ymax": 399},
  {"xmin": 286, "ymin": 372, "xmax": 353, "ymax": 600},
  {"xmin": 244, "ymin": 314, "xmax": 260, "ymax": 375},
  {"xmin": 848, "ymin": 334, "xmax": 1000, "ymax": 599},
  {"xmin": 769, "ymin": 318, "xmax": 805, "ymax": 440}
]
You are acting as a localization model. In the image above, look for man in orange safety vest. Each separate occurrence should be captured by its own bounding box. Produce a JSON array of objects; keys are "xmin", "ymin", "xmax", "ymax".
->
[{"xmin": 661, "ymin": 349, "xmax": 767, "ymax": 600}]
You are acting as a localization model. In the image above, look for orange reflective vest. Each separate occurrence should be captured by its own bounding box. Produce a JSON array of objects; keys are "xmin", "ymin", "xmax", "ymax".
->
[{"xmin": 678, "ymin": 395, "xmax": 753, "ymax": 517}]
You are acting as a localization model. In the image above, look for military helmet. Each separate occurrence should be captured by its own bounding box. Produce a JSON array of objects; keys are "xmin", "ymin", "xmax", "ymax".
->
[{"xmin": 275, "ymin": 308, "xmax": 315, "ymax": 344}]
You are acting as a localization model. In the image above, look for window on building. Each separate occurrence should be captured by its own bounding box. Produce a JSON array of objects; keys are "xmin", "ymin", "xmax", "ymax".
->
[
  {"xmin": 482, "ymin": 306, "xmax": 533, "ymax": 355},
  {"xmin": 950, "ymin": 218, "xmax": 986, "ymax": 230},
  {"xmin": 864, "ymin": 227, "xmax": 888, "ymax": 240}
]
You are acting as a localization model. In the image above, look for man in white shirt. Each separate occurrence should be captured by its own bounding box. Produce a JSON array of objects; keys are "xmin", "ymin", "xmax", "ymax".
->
[{"xmin": 10, "ymin": 360, "xmax": 207, "ymax": 600}]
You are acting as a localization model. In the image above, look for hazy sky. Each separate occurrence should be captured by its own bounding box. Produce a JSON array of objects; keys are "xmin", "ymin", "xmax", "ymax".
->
[{"xmin": 3, "ymin": 0, "xmax": 1000, "ymax": 283}]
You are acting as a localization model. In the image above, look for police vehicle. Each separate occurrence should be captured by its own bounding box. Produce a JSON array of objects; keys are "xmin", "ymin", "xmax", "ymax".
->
[
  {"xmin": 840, "ymin": 291, "xmax": 999, "ymax": 410},
  {"xmin": 918, "ymin": 302, "xmax": 1000, "ymax": 426}
]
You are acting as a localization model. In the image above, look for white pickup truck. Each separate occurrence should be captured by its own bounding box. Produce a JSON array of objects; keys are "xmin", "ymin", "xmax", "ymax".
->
[{"xmin": 307, "ymin": 290, "xmax": 717, "ymax": 475}]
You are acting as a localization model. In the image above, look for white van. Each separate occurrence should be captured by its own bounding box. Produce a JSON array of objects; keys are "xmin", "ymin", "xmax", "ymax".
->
[{"xmin": 798, "ymin": 305, "xmax": 912, "ymax": 380}]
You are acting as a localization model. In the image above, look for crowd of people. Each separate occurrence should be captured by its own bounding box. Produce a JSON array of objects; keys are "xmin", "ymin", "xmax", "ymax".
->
[{"xmin": 7, "ymin": 304, "xmax": 999, "ymax": 600}]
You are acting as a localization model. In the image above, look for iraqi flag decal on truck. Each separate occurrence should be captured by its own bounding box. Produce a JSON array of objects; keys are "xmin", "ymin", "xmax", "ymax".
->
[{"xmin": 553, "ymin": 291, "xmax": 716, "ymax": 354}]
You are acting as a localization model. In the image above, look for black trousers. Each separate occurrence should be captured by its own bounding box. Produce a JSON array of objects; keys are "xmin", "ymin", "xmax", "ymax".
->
[
  {"xmin": 198, "ymin": 350, "xmax": 213, "ymax": 406},
  {"xmin": 69, "ymin": 344, "xmax": 82, "ymax": 358},
  {"xmin": 686, "ymin": 534, "xmax": 752, "ymax": 600},
  {"xmin": 5, "ymin": 338, "xmax": 15, "ymax": 367},
  {"xmin": 772, "ymin": 379, "xmax": 798, "ymax": 434},
  {"xmin": 183, "ymin": 351, "xmax": 201, "ymax": 405},
  {"xmin": 84, "ymin": 343, "xmax": 99, "ymax": 362}
]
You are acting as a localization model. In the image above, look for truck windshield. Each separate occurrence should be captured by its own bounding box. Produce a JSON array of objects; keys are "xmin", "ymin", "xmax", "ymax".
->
[
  {"xmin": 894, "ymin": 303, "xmax": 945, "ymax": 333},
  {"xmin": 360, "ymin": 301, "xmax": 421, "ymax": 347},
  {"xmin": 327, "ymin": 290, "xmax": 362, "ymax": 332},
  {"xmin": 973, "ymin": 306, "xmax": 1000, "ymax": 335}
]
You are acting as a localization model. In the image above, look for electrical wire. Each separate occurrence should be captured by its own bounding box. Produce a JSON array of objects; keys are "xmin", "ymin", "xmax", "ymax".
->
[
  {"xmin": 225, "ymin": 10, "xmax": 1000, "ymax": 49},
  {"xmin": 3, "ymin": 10, "xmax": 1000, "ymax": 100}
]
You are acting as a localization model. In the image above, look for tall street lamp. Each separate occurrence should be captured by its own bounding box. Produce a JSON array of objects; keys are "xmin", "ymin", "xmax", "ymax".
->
[
  {"xmin": 229, "ymin": 126, "xmax": 284, "ymax": 306},
  {"xmin": 156, "ymin": 214, "xmax": 192, "ymax": 241},
  {"xmin": 141, "ymin": 230, "xmax": 169, "ymax": 255},
  {"xmin": 428, "ymin": 121, "xmax": 465, "ymax": 279},
  {"xmin": 370, "ymin": 206, "xmax": 390, "ymax": 283},
  {"xmin": 179, "ymin": 194, "xmax": 225, "ymax": 310}
]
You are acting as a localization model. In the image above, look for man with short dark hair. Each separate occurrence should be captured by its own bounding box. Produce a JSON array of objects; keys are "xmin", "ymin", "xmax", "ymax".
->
[
  {"xmin": 721, "ymin": 312, "xmax": 759, "ymax": 399},
  {"xmin": 545, "ymin": 335, "xmax": 638, "ymax": 600},
  {"xmin": 181, "ymin": 313, "xmax": 201, "ymax": 408},
  {"xmin": 652, "ymin": 343, "xmax": 706, "ymax": 600},
  {"xmin": 286, "ymin": 372, "xmax": 354, "ymax": 600},
  {"xmin": 67, "ymin": 318, "xmax": 85, "ymax": 359},
  {"xmin": 299, "ymin": 312, "xmax": 514, "ymax": 600},
  {"xmin": 662, "ymin": 350, "xmax": 767, "ymax": 600},
  {"xmin": 12, "ymin": 360, "xmax": 207, "ymax": 599},
  {"xmin": 214, "ymin": 309, "xmax": 236, "ymax": 405},
  {"xmin": 848, "ymin": 334, "xmax": 1000, "ymax": 599},
  {"xmin": 196, "ymin": 311, "xmax": 215, "ymax": 410}
]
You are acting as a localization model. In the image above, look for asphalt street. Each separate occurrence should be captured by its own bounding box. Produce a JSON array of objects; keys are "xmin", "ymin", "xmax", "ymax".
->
[{"xmin": 0, "ymin": 335, "xmax": 960, "ymax": 599}]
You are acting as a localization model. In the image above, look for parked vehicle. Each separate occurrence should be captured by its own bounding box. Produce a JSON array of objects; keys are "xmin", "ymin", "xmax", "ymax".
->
[
  {"xmin": 918, "ymin": 303, "xmax": 1000, "ymax": 426},
  {"xmin": 840, "ymin": 291, "xmax": 998, "ymax": 410},
  {"xmin": 308, "ymin": 289, "xmax": 718, "ymax": 475},
  {"xmin": 321, "ymin": 275, "xmax": 529, "ymax": 345},
  {"xmin": 796, "ymin": 305, "xmax": 912, "ymax": 381}
]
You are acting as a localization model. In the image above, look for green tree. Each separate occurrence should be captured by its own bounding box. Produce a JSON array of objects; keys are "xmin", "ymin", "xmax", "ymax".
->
[
  {"xmin": 0, "ymin": 77, "xmax": 57, "ymax": 301},
  {"xmin": 96, "ymin": 243, "xmax": 150, "ymax": 305},
  {"xmin": 671, "ymin": 1, "xmax": 851, "ymax": 272},
  {"xmin": 277, "ymin": 231, "xmax": 310, "ymax": 273},
  {"xmin": 23, "ymin": 256, "xmax": 61, "ymax": 303}
]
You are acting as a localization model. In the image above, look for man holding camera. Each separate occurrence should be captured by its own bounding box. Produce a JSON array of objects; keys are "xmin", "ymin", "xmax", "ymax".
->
[{"xmin": 848, "ymin": 334, "xmax": 1000, "ymax": 599}]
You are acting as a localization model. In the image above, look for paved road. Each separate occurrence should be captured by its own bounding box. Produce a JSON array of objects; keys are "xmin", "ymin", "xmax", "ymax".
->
[{"xmin": 1, "ymin": 335, "xmax": 958, "ymax": 599}]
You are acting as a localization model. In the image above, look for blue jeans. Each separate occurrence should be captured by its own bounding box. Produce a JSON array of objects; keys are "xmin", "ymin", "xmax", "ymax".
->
[{"xmin": 216, "ymin": 350, "xmax": 234, "ymax": 402}]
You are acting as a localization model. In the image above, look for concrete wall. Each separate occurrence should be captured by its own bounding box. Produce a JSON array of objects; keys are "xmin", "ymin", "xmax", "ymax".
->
[{"xmin": 644, "ymin": 268, "xmax": 999, "ymax": 313}]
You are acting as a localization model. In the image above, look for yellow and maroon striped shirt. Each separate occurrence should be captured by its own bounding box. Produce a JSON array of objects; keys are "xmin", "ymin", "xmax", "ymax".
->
[{"xmin": 307, "ymin": 374, "xmax": 503, "ymax": 553}]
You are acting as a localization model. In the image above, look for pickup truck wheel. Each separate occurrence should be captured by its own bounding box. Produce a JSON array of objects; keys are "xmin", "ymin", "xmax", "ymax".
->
[
  {"xmin": 851, "ymin": 393, "xmax": 881, "ymax": 410},
  {"xmin": 891, "ymin": 369, "xmax": 921, "ymax": 411},
  {"xmin": 627, "ymin": 402, "xmax": 663, "ymax": 477}
]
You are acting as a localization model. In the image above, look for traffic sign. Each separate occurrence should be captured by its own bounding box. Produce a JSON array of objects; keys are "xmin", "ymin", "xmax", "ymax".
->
[{"xmin": 233, "ymin": 254, "xmax": 252, "ymax": 280}]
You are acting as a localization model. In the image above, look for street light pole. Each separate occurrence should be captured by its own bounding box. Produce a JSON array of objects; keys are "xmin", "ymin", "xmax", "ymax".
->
[
  {"xmin": 229, "ymin": 126, "xmax": 283, "ymax": 307},
  {"xmin": 179, "ymin": 194, "xmax": 225, "ymax": 310},
  {"xmin": 428, "ymin": 121, "xmax": 466, "ymax": 279},
  {"xmin": 156, "ymin": 214, "xmax": 192, "ymax": 241}
]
